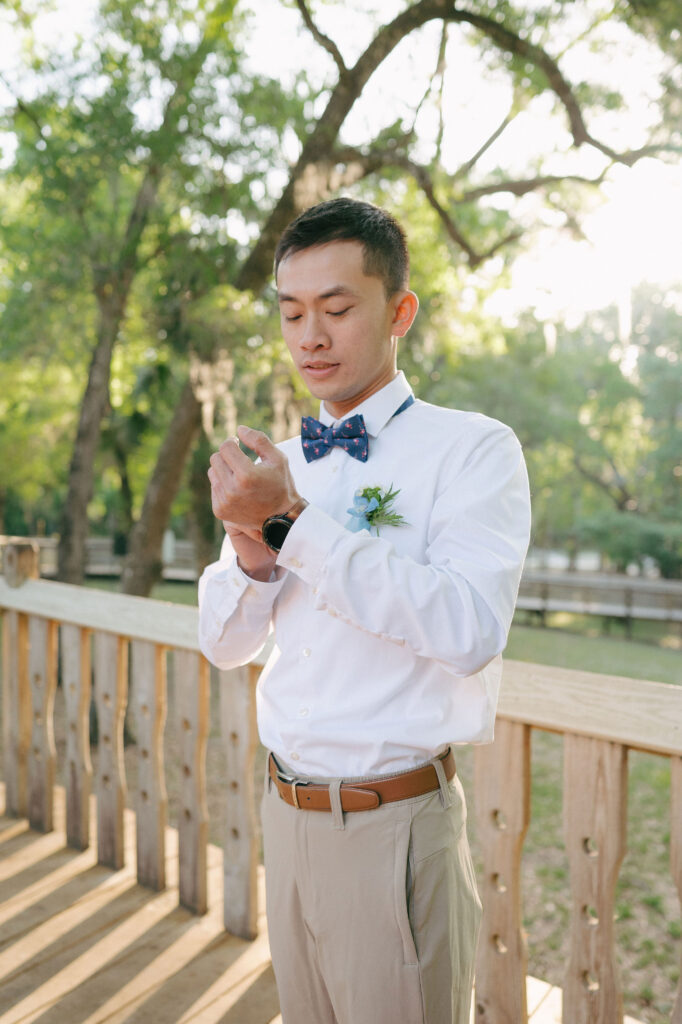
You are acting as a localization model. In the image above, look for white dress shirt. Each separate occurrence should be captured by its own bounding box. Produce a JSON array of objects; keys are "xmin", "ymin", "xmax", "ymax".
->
[{"xmin": 198, "ymin": 372, "xmax": 531, "ymax": 777}]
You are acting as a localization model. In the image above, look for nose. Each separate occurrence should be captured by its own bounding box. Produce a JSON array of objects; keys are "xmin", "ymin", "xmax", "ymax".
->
[{"xmin": 300, "ymin": 312, "xmax": 330, "ymax": 351}]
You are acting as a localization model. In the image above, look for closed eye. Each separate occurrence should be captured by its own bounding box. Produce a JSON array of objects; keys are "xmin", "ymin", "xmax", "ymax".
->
[
  {"xmin": 284, "ymin": 314, "xmax": 302, "ymax": 322},
  {"xmin": 327, "ymin": 307, "xmax": 351, "ymax": 317}
]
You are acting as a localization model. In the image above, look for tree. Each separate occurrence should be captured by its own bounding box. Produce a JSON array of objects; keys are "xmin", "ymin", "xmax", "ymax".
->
[
  {"xmin": 1, "ymin": 0, "xmax": 679, "ymax": 591},
  {"xmin": 1, "ymin": 0, "xmax": 243, "ymax": 580},
  {"xmin": 428, "ymin": 283, "xmax": 682, "ymax": 575}
]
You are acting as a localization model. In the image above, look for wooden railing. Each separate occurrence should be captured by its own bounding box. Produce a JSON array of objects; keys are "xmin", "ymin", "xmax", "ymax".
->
[
  {"xmin": 4, "ymin": 535, "xmax": 681, "ymax": 626},
  {"xmin": 0, "ymin": 534, "xmax": 197, "ymax": 581},
  {"xmin": 517, "ymin": 570, "xmax": 682, "ymax": 625},
  {"xmin": 1, "ymin": 542, "xmax": 681, "ymax": 1022}
]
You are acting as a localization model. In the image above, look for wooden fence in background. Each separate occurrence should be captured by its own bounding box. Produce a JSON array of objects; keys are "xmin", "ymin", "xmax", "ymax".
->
[
  {"xmin": 1, "ymin": 542, "xmax": 681, "ymax": 1022},
  {"xmin": 2, "ymin": 536, "xmax": 681, "ymax": 629}
]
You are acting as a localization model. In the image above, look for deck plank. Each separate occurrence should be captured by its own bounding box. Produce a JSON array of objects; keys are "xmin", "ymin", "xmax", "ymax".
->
[{"xmin": 0, "ymin": 787, "xmax": 646, "ymax": 1024}]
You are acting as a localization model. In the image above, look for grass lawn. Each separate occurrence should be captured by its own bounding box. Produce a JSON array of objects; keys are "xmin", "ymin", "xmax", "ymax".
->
[{"xmin": 505, "ymin": 618, "xmax": 681, "ymax": 686}]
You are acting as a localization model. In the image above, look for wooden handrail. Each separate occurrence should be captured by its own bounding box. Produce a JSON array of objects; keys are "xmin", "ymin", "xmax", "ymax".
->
[{"xmin": 1, "ymin": 545, "xmax": 681, "ymax": 1019}]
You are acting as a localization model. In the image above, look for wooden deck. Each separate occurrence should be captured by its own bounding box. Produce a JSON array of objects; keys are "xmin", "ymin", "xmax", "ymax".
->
[
  {"xmin": 0, "ymin": 787, "xmax": 646, "ymax": 1024},
  {"xmin": 3, "ymin": 556, "xmax": 673, "ymax": 1022}
]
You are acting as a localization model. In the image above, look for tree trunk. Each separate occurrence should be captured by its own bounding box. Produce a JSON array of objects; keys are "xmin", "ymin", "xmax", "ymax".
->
[
  {"xmin": 120, "ymin": 379, "xmax": 202, "ymax": 596},
  {"xmin": 188, "ymin": 429, "xmax": 220, "ymax": 578},
  {"xmin": 56, "ymin": 294, "xmax": 123, "ymax": 583}
]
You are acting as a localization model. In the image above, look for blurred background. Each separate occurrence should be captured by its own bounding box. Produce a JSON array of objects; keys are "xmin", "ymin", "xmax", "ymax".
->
[{"xmin": 0, "ymin": 0, "xmax": 680, "ymax": 597}]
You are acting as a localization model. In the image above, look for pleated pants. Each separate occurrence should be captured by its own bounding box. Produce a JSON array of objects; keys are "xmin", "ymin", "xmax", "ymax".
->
[{"xmin": 261, "ymin": 755, "xmax": 482, "ymax": 1024}]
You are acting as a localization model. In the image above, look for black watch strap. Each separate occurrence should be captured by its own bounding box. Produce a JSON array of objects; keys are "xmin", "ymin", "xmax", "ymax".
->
[{"xmin": 261, "ymin": 498, "xmax": 308, "ymax": 552}]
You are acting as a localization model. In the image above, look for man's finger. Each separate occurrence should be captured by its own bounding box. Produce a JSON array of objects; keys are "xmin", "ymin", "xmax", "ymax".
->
[
  {"xmin": 237, "ymin": 425, "xmax": 281, "ymax": 465},
  {"xmin": 217, "ymin": 436, "xmax": 253, "ymax": 474}
]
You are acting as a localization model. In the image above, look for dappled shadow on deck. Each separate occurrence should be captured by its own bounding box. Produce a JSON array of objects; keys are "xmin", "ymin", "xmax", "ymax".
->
[
  {"xmin": 0, "ymin": 796, "xmax": 645, "ymax": 1024},
  {"xmin": 0, "ymin": 793, "xmax": 280, "ymax": 1024}
]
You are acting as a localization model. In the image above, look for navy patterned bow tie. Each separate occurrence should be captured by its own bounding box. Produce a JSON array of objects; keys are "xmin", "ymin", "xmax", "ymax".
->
[{"xmin": 301, "ymin": 414, "xmax": 369, "ymax": 463}]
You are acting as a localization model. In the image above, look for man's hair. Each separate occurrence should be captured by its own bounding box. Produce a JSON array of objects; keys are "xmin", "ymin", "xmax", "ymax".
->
[{"xmin": 274, "ymin": 197, "xmax": 409, "ymax": 296}]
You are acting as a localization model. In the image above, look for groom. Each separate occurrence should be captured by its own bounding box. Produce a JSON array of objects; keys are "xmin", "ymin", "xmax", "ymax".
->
[{"xmin": 198, "ymin": 197, "xmax": 531, "ymax": 1023}]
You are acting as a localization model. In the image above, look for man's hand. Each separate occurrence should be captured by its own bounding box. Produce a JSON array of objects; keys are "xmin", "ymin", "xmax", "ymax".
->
[
  {"xmin": 208, "ymin": 425, "xmax": 300, "ymax": 526},
  {"xmin": 208, "ymin": 425, "xmax": 301, "ymax": 577},
  {"xmin": 223, "ymin": 524, "xmax": 278, "ymax": 582}
]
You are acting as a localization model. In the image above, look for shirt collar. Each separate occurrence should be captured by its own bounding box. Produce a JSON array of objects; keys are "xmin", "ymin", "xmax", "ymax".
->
[{"xmin": 318, "ymin": 371, "xmax": 413, "ymax": 436}]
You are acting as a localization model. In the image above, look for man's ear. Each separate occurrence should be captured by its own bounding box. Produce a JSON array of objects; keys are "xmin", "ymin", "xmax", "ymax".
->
[{"xmin": 391, "ymin": 290, "xmax": 419, "ymax": 337}]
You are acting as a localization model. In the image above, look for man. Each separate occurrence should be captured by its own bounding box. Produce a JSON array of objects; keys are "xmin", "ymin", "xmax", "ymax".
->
[{"xmin": 198, "ymin": 197, "xmax": 531, "ymax": 1023}]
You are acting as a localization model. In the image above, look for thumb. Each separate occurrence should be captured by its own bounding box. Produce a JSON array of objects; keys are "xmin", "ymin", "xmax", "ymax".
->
[{"xmin": 237, "ymin": 425, "xmax": 280, "ymax": 464}]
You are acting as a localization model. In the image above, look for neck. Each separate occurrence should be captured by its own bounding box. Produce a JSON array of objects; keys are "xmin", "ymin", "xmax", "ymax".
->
[{"xmin": 323, "ymin": 368, "xmax": 398, "ymax": 420}]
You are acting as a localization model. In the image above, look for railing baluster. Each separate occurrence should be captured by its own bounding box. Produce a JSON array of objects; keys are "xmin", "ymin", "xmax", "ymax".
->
[
  {"xmin": 93, "ymin": 631, "xmax": 128, "ymax": 869},
  {"xmin": 563, "ymin": 734, "xmax": 627, "ymax": 1023},
  {"xmin": 27, "ymin": 616, "xmax": 57, "ymax": 832},
  {"xmin": 474, "ymin": 718, "xmax": 531, "ymax": 1023},
  {"xmin": 175, "ymin": 649, "xmax": 209, "ymax": 914},
  {"xmin": 60, "ymin": 623, "xmax": 93, "ymax": 849},
  {"xmin": 2, "ymin": 610, "xmax": 30, "ymax": 817},
  {"xmin": 131, "ymin": 639, "xmax": 168, "ymax": 891},
  {"xmin": 671, "ymin": 755, "xmax": 682, "ymax": 1024},
  {"xmin": 219, "ymin": 662, "xmax": 259, "ymax": 940}
]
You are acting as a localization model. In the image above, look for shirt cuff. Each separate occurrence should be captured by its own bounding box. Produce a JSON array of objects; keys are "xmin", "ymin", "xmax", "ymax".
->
[
  {"xmin": 276, "ymin": 503, "xmax": 346, "ymax": 586},
  {"xmin": 199, "ymin": 559, "xmax": 286, "ymax": 645}
]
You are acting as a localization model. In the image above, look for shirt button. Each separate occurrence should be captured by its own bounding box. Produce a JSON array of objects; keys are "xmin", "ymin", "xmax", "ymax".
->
[
  {"xmin": 331, "ymin": 466, "xmax": 339, "ymax": 474},
  {"xmin": 298, "ymin": 707, "xmax": 309, "ymax": 717},
  {"xmin": 290, "ymin": 752, "xmax": 300, "ymax": 761},
  {"xmin": 302, "ymin": 647, "xmax": 311, "ymax": 658},
  {"xmin": 289, "ymin": 558, "xmax": 302, "ymax": 568}
]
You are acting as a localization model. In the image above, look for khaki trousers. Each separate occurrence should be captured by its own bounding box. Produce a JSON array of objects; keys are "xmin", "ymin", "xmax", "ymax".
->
[{"xmin": 261, "ymin": 755, "xmax": 482, "ymax": 1024}]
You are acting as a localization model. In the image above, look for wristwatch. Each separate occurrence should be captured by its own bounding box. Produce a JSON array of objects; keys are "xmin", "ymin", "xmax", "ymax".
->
[{"xmin": 261, "ymin": 498, "xmax": 309, "ymax": 552}]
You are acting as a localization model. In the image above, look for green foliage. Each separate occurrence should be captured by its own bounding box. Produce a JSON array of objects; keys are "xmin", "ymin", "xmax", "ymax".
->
[
  {"xmin": 0, "ymin": 0, "xmax": 679, "ymax": 580},
  {"xmin": 578, "ymin": 511, "xmax": 682, "ymax": 578}
]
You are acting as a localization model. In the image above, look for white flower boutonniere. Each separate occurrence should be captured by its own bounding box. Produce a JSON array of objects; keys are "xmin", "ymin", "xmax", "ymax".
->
[{"xmin": 346, "ymin": 484, "xmax": 408, "ymax": 535}]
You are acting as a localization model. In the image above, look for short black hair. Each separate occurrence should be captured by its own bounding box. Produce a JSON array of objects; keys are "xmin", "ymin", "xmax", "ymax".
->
[{"xmin": 274, "ymin": 197, "xmax": 409, "ymax": 296}]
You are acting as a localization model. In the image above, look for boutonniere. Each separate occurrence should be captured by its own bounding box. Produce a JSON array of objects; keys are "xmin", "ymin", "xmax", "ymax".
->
[{"xmin": 346, "ymin": 484, "xmax": 408, "ymax": 535}]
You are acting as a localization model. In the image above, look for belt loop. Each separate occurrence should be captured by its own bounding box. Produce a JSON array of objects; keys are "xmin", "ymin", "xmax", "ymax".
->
[
  {"xmin": 329, "ymin": 779, "xmax": 345, "ymax": 830},
  {"xmin": 432, "ymin": 754, "xmax": 452, "ymax": 809}
]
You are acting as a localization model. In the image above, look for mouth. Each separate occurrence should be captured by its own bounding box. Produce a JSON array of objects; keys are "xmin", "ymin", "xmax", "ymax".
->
[{"xmin": 302, "ymin": 362, "xmax": 339, "ymax": 379}]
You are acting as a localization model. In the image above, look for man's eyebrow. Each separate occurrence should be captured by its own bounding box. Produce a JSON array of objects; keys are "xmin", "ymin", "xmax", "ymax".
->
[{"xmin": 277, "ymin": 285, "xmax": 358, "ymax": 303}]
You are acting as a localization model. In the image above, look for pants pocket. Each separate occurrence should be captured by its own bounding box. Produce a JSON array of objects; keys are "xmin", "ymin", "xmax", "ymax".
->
[{"xmin": 394, "ymin": 819, "xmax": 419, "ymax": 967}]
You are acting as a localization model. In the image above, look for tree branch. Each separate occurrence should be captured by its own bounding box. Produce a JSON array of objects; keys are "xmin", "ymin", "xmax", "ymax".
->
[
  {"xmin": 407, "ymin": 160, "xmax": 480, "ymax": 264},
  {"xmin": 294, "ymin": 0, "xmax": 347, "ymax": 74},
  {"xmin": 236, "ymin": 0, "xmax": 677, "ymax": 291},
  {"xmin": 442, "ymin": 6, "xmax": 682, "ymax": 168},
  {"xmin": 324, "ymin": 144, "xmax": 524, "ymax": 266},
  {"xmin": 408, "ymin": 21, "xmax": 449, "ymax": 155},
  {"xmin": 453, "ymin": 103, "xmax": 516, "ymax": 180},
  {"xmin": 0, "ymin": 71, "xmax": 47, "ymax": 139},
  {"xmin": 459, "ymin": 171, "xmax": 607, "ymax": 202},
  {"xmin": 573, "ymin": 454, "xmax": 633, "ymax": 510},
  {"xmin": 445, "ymin": 7, "xmax": 593, "ymax": 150},
  {"xmin": 112, "ymin": 30, "xmax": 217, "ymax": 292}
]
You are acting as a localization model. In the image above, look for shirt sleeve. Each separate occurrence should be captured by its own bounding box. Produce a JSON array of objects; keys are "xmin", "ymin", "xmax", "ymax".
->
[
  {"xmin": 277, "ymin": 422, "xmax": 531, "ymax": 677},
  {"xmin": 197, "ymin": 533, "xmax": 286, "ymax": 669}
]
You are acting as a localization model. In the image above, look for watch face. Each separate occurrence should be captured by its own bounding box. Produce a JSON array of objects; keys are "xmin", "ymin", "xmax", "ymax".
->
[{"xmin": 263, "ymin": 516, "xmax": 291, "ymax": 552}]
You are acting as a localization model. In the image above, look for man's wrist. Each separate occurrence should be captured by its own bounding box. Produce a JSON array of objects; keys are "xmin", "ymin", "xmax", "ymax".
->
[
  {"xmin": 237, "ymin": 557, "xmax": 278, "ymax": 583},
  {"xmin": 262, "ymin": 497, "xmax": 309, "ymax": 552}
]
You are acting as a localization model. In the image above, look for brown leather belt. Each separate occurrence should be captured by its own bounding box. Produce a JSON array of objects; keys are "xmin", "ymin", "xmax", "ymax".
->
[{"xmin": 268, "ymin": 748, "xmax": 456, "ymax": 813}]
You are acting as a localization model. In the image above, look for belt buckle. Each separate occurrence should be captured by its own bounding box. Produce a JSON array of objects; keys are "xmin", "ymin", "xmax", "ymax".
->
[{"xmin": 275, "ymin": 767, "xmax": 309, "ymax": 809}]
